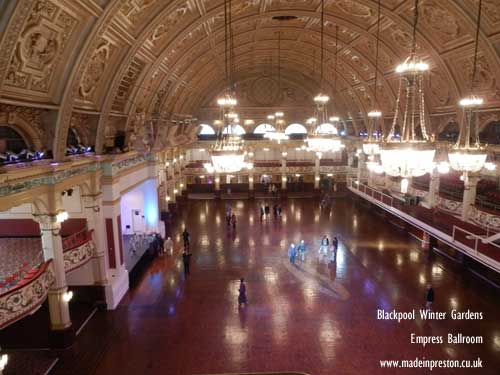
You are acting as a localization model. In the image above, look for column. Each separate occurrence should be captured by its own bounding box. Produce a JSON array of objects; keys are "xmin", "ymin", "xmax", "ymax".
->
[
  {"xmin": 314, "ymin": 156, "xmax": 320, "ymax": 189},
  {"xmin": 34, "ymin": 191, "xmax": 73, "ymax": 347},
  {"xmin": 82, "ymin": 195, "xmax": 108, "ymax": 287},
  {"xmin": 347, "ymin": 151, "xmax": 355, "ymax": 167},
  {"xmin": 215, "ymin": 174, "xmax": 221, "ymax": 199},
  {"xmin": 426, "ymin": 170, "xmax": 440, "ymax": 208},
  {"xmin": 461, "ymin": 174, "xmax": 479, "ymax": 221},
  {"xmin": 356, "ymin": 153, "xmax": 365, "ymax": 184},
  {"xmin": 281, "ymin": 155, "xmax": 287, "ymax": 190},
  {"xmin": 248, "ymin": 170, "xmax": 254, "ymax": 199}
]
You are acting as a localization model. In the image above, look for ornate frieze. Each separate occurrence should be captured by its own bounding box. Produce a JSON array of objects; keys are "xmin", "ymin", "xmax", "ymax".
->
[
  {"xmin": 64, "ymin": 238, "xmax": 95, "ymax": 272},
  {"xmin": 4, "ymin": 0, "xmax": 77, "ymax": 93},
  {"xmin": 100, "ymin": 153, "xmax": 155, "ymax": 177},
  {"xmin": 437, "ymin": 196, "xmax": 463, "ymax": 215},
  {"xmin": 78, "ymin": 38, "xmax": 116, "ymax": 101},
  {"xmin": 469, "ymin": 206, "xmax": 500, "ymax": 231},
  {"xmin": 0, "ymin": 260, "xmax": 54, "ymax": 329}
]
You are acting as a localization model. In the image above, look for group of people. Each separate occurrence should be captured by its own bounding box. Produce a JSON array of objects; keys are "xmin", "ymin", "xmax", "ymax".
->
[
  {"xmin": 287, "ymin": 240, "xmax": 307, "ymax": 264},
  {"xmin": 260, "ymin": 204, "xmax": 283, "ymax": 221},
  {"xmin": 318, "ymin": 235, "xmax": 339, "ymax": 263}
]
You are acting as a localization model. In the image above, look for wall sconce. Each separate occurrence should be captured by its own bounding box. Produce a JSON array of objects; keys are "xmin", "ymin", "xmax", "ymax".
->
[
  {"xmin": 179, "ymin": 155, "xmax": 184, "ymax": 160},
  {"xmin": 173, "ymin": 189, "xmax": 179, "ymax": 194},
  {"xmin": 215, "ymin": 177, "xmax": 220, "ymax": 183},
  {"xmin": 327, "ymin": 173, "xmax": 333, "ymax": 177},
  {"xmin": 165, "ymin": 161, "xmax": 170, "ymax": 167},
  {"xmin": 0, "ymin": 353, "xmax": 8, "ymax": 372},
  {"xmin": 315, "ymin": 176, "xmax": 321, "ymax": 181},
  {"xmin": 56, "ymin": 211, "xmax": 69, "ymax": 223},
  {"xmin": 249, "ymin": 177, "xmax": 254, "ymax": 182},
  {"xmin": 166, "ymin": 196, "xmax": 171, "ymax": 202},
  {"xmin": 62, "ymin": 290, "xmax": 73, "ymax": 302},
  {"xmin": 316, "ymin": 152, "xmax": 322, "ymax": 159},
  {"xmin": 281, "ymin": 152, "xmax": 288, "ymax": 157},
  {"xmin": 248, "ymin": 152, "xmax": 254, "ymax": 157},
  {"xmin": 179, "ymin": 183, "xmax": 184, "ymax": 188},
  {"xmin": 173, "ymin": 158, "xmax": 177, "ymax": 163},
  {"xmin": 282, "ymin": 177, "xmax": 287, "ymax": 182}
]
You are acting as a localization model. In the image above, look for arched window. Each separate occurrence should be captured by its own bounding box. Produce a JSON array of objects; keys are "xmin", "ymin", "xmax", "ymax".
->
[
  {"xmin": 285, "ymin": 123, "xmax": 307, "ymax": 135},
  {"xmin": 67, "ymin": 127, "xmax": 80, "ymax": 147},
  {"xmin": 253, "ymin": 123, "xmax": 275, "ymax": 134},
  {"xmin": 222, "ymin": 124, "xmax": 246, "ymax": 135},
  {"xmin": 198, "ymin": 124, "xmax": 216, "ymax": 135},
  {"xmin": 0, "ymin": 126, "xmax": 28, "ymax": 153},
  {"xmin": 315, "ymin": 123, "xmax": 338, "ymax": 135},
  {"xmin": 438, "ymin": 122, "xmax": 459, "ymax": 142}
]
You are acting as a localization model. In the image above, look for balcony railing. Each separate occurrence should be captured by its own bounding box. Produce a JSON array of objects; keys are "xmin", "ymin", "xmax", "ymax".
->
[{"xmin": 0, "ymin": 260, "xmax": 55, "ymax": 329}]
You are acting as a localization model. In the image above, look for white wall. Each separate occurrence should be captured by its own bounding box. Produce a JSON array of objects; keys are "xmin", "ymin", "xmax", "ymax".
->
[{"xmin": 120, "ymin": 178, "xmax": 159, "ymax": 235}]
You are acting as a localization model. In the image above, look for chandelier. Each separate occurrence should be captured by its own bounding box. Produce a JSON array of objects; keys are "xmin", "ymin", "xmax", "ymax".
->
[
  {"xmin": 379, "ymin": 0, "xmax": 435, "ymax": 186},
  {"xmin": 204, "ymin": 0, "xmax": 247, "ymax": 174},
  {"xmin": 363, "ymin": 0, "xmax": 382, "ymax": 159},
  {"xmin": 305, "ymin": 2, "xmax": 343, "ymax": 154},
  {"xmin": 448, "ymin": 0, "xmax": 490, "ymax": 174},
  {"xmin": 264, "ymin": 111, "xmax": 289, "ymax": 143}
]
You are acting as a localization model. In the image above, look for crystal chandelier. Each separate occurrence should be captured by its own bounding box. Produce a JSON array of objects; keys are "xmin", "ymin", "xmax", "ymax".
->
[
  {"xmin": 305, "ymin": 3, "xmax": 343, "ymax": 154},
  {"xmin": 363, "ymin": 0, "xmax": 382, "ymax": 159},
  {"xmin": 379, "ymin": 0, "xmax": 435, "ymax": 184},
  {"xmin": 264, "ymin": 111, "xmax": 289, "ymax": 143},
  {"xmin": 205, "ymin": 0, "xmax": 246, "ymax": 174},
  {"xmin": 448, "ymin": 0, "xmax": 489, "ymax": 174}
]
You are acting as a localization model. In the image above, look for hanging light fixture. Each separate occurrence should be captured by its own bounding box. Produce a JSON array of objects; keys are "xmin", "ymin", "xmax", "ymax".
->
[
  {"xmin": 448, "ymin": 0, "xmax": 490, "ymax": 174},
  {"xmin": 205, "ymin": 0, "xmax": 247, "ymax": 174},
  {"xmin": 363, "ymin": 0, "xmax": 383, "ymax": 158},
  {"xmin": 379, "ymin": 0, "xmax": 435, "ymax": 185},
  {"xmin": 306, "ymin": 1, "xmax": 343, "ymax": 153},
  {"xmin": 264, "ymin": 32, "xmax": 289, "ymax": 143}
]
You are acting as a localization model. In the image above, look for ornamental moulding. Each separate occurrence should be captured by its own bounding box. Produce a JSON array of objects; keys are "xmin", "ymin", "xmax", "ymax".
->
[{"xmin": 0, "ymin": 260, "xmax": 55, "ymax": 329}]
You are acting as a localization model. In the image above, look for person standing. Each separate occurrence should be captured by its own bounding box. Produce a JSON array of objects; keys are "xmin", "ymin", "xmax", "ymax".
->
[
  {"xmin": 288, "ymin": 243, "xmax": 297, "ymax": 265},
  {"xmin": 264, "ymin": 204, "xmax": 270, "ymax": 218},
  {"xmin": 260, "ymin": 206, "xmax": 265, "ymax": 221},
  {"xmin": 182, "ymin": 228, "xmax": 190, "ymax": 248},
  {"xmin": 425, "ymin": 284, "xmax": 434, "ymax": 309},
  {"xmin": 319, "ymin": 235, "xmax": 329, "ymax": 261},
  {"xmin": 297, "ymin": 240, "xmax": 306, "ymax": 261},
  {"xmin": 182, "ymin": 250, "xmax": 192, "ymax": 275},
  {"xmin": 231, "ymin": 213, "xmax": 237, "ymax": 230},
  {"xmin": 238, "ymin": 278, "xmax": 247, "ymax": 307},
  {"xmin": 277, "ymin": 205, "xmax": 282, "ymax": 218},
  {"xmin": 273, "ymin": 204, "xmax": 278, "ymax": 219},
  {"xmin": 164, "ymin": 236, "xmax": 174, "ymax": 255}
]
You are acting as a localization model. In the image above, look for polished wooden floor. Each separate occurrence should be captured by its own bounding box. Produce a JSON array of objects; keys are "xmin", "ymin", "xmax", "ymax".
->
[{"xmin": 48, "ymin": 197, "xmax": 499, "ymax": 375}]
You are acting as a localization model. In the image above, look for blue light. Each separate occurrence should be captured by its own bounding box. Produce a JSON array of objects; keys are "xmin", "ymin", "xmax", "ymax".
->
[{"xmin": 143, "ymin": 179, "xmax": 159, "ymax": 228}]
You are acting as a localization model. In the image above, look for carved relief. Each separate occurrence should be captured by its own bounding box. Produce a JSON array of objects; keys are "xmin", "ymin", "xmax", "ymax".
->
[
  {"xmin": 335, "ymin": 0, "xmax": 374, "ymax": 18},
  {"xmin": 79, "ymin": 39, "xmax": 116, "ymax": 101},
  {"xmin": 4, "ymin": 0, "xmax": 77, "ymax": 92},
  {"xmin": 111, "ymin": 57, "xmax": 146, "ymax": 113},
  {"xmin": 147, "ymin": 2, "xmax": 196, "ymax": 49},
  {"xmin": 120, "ymin": 0, "xmax": 158, "ymax": 25},
  {"xmin": 421, "ymin": 2, "xmax": 461, "ymax": 42},
  {"xmin": 426, "ymin": 69, "xmax": 452, "ymax": 106}
]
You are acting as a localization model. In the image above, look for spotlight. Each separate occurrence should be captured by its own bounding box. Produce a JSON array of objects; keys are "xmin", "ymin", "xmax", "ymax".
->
[{"xmin": 62, "ymin": 290, "xmax": 73, "ymax": 302}]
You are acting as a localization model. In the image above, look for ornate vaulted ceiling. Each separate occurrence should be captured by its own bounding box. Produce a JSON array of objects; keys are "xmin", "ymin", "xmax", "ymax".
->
[{"xmin": 1, "ymin": 0, "xmax": 500, "ymax": 159}]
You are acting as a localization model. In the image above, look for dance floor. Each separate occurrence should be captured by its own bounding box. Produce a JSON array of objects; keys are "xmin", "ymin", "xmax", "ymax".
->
[{"xmin": 37, "ymin": 198, "xmax": 500, "ymax": 374}]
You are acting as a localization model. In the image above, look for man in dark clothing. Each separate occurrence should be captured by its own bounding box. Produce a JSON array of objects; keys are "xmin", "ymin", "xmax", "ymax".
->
[
  {"xmin": 264, "ymin": 205, "xmax": 270, "ymax": 217},
  {"xmin": 182, "ymin": 250, "xmax": 192, "ymax": 275},
  {"xmin": 426, "ymin": 284, "xmax": 434, "ymax": 309},
  {"xmin": 182, "ymin": 229, "xmax": 190, "ymax": 248}
]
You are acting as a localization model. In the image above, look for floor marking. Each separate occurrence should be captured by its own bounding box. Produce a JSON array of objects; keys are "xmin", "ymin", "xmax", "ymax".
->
[
  {"xmin": 43, "ymin": 358, "xmax": 59, "ymax": 375},
  {"xmin": 76, "ymin": 307, "xmax": 98, "ymax": 336}
]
